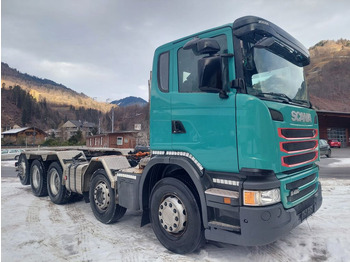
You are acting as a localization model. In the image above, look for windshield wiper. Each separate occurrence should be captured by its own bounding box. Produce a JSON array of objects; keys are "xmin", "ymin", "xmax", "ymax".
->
[
  {"xmin": 291, "ymin": 99, "xmax": 311, "ymax": 107},
  {"xmin": 256, "ymin": 92, "xmax": 293, "ymax": 103}
]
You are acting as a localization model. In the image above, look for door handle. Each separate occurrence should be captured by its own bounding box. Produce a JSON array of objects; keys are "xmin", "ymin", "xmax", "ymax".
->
[{"xmin": 172, "ymin": 120, "xmax": 186, "ymax": 134}]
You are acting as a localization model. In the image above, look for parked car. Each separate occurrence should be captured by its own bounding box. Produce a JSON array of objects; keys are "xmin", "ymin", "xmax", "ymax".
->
[
  {"xmin": 1, "ymin": 149, "xmax": 24, "ymax": 161},
  {"xmin": 328, "ymin": 139, "xmax": 341, "ymax": 148},
  {"xmin": 319, "ymin": 139, "xmax": 331, "ymax": 158}
]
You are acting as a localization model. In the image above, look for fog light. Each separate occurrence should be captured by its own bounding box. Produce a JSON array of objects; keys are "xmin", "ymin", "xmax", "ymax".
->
[{"xmin": 243, "ymin": 188, "xmax": 281, "ymax": 206}]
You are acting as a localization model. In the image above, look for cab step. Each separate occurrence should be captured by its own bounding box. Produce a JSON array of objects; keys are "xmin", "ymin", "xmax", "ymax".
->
[{"xmin": 208, "ymin": 221, "xmax": 240, "ymax": 232}]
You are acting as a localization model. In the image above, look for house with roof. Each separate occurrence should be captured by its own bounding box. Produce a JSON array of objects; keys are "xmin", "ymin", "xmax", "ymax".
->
[
  {"xmin": 1, "ymin": 127, "xmax": 47, "ymax": 146},
  {"xmin": 60, "ymin": 120, "xmax": 96, "ymax": 141},
  {"xmin": 86, "ymin": 131, "xmax": 138, "ymax": 149}
]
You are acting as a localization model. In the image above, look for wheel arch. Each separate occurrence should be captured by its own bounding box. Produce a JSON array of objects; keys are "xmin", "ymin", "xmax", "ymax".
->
[
  {"xmin": 83, "ymin": 160, "xmax": 104, "ymax": 192},
  {"xmin": 139, "ymin": 156, "xmax": 210, "ymax": 227}
]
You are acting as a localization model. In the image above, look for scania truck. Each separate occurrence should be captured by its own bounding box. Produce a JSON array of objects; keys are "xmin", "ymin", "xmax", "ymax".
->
[{"xmin": 17, "ymin": 16, "xmax": 322, "ymax": 254}]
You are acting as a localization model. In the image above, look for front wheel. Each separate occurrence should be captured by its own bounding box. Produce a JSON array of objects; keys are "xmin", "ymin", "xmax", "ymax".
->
[
  {"xmin": 30, "ymin": 159, "xmax": 48, "ymax": 197},
  {"xmin": 89, "ymin": 169, "xmax": 126, "ymax": 224},
  {"xmin": 150, "ymin": 177, "xmax": 204, "ymax": 254}
]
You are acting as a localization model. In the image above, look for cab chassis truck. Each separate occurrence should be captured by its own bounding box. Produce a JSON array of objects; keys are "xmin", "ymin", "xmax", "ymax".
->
[{"xmin": 17, "ymin": 16, "xmax": 322, "ymax": 254}]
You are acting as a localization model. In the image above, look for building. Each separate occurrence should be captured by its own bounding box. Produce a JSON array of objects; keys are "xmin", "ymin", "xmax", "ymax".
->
[
  {"xmin": 86, "ymin": 131, "xmax": 138, "ymax": 149},
  {"xmin": 60, "ymin": 120, "xmax": 96, "ymax": 141},
  {"xmin": 317, "ymin": 110, "xmax": 350, "ymax": 147},
  {"xmin": 1, "ymin": 127, "xmax": 47, "ymax": 146}
]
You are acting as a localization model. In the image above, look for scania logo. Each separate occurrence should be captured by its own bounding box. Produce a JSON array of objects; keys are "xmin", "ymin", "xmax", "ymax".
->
[
  {"xmin": 290, "ymin": 188, "xmax": 300, "ymax": 196},
  {"xmin": 291, "ymin": 111, "xmax": 312, "ymax": 123}
]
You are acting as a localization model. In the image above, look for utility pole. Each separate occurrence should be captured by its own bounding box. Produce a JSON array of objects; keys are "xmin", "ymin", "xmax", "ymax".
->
[{"xmin": 112, "ymin": 109, "xmax": 114, "ymax": 133}]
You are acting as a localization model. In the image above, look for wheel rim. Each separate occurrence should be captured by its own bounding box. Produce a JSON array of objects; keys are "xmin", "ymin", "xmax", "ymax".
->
[
  {"xmin": 32, "ymin": 165, "xmax": 40, "ymax": 188},
  {"xmin": 158, "ymin": 195, "xmax": 187, "ymax": 235},
  {"xmin": 94, "ymin": 181, "xmax": 111, "ymax": 211},
  {"xmin": 18, "ymin": 159, "xmax": 26, "ymax": 179},
  {"xmin": 49, "ymin": 169, "xmax": 60, "ymax": 195}
]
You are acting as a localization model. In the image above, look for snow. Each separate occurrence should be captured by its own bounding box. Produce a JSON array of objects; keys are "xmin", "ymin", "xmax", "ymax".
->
[
  {"xmin": 1, "ymin": 177, "xmax": 350, "ymax": 262},
  {"xmin": 0, "ymin": 160, "xmax": 16, "ymax": 167},
  {"xmin": 328, "ymin": 158, "xmax": 350, "ymax": 168}
]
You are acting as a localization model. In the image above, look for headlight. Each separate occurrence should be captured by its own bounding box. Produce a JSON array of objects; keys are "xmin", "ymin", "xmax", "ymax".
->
[{"xmin": 243, "ymin": 188, "xmax": 281, "ymax": 206}]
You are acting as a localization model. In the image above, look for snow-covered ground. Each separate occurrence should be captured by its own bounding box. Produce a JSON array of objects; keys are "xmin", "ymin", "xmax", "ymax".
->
[{"xmin": 1, "ymin": 176, "xmax": 350, "ymax": 262}]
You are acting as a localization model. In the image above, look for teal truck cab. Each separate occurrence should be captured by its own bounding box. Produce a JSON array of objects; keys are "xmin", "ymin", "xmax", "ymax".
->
[
  {"xmin": 147, "ymin": 16, "xmax": 322, "ymax": 252},
  {"xmin": 17, "ymin": 16, "xmax": 322, "ymax": 255}
]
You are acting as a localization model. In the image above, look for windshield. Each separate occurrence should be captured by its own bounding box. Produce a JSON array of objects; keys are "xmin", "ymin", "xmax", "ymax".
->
[{"xmin": 242, "ymin": 45, "xmax": 309, "ymax": 107}]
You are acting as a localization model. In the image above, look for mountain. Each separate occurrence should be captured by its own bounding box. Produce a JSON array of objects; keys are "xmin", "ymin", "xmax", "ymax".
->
[
  {"xmin": 111, "ymin": 96, "xmax": 148, "ymax": 107},
  {"xmin": 305, "ymin": 39, "xmax": 350, "ymax": 112},
  {"xmin": 1, "ymin": 62, "xmax": 114, "ymax": 113},
  {"xmin": 1, "ymin": 62, "xmax": 115, "ymax": 130}
]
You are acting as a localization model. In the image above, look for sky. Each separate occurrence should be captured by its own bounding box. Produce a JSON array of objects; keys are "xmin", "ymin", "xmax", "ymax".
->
[{"xmin": 2, "ymin": 0, "xmax": 350, "ymax": 102}]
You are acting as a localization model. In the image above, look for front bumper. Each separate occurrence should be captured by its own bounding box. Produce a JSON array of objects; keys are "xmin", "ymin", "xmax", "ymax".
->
[{"xmin": 205, "ymin": 183, "xmax": 322, "ymax": 246}]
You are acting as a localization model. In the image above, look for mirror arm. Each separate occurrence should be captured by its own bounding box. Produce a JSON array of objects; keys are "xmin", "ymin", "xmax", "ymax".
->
[
  {"xmin": 231, "ymin": 78, "xmax": 246, "ymax": 90},
  {"xmin": 219, "ymin": 90, "xmax": 229, "ymax": 99}
]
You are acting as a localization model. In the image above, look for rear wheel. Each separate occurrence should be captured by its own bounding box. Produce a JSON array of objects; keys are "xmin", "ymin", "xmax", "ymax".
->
[
  {"xmin": 150, "ymin": 177, "xmax": 204, "ymax": 254},
  {"xmin": 89, "ymin": 169, "xmax": 126, "ymax": 224},
  {"xmin": 30, "ymin": 160, "xmax": 48, "ymax": 197},
  {"xmin": 326, "ymin": 149, "xmax": 331, "ymax": 158},
  {"xmin": 18, "ymin": 154, "xmax": 30, "ymax": 185},
  {"xmin": 47, "ymin": 162, "xmax": 71, "ymax": 204}
]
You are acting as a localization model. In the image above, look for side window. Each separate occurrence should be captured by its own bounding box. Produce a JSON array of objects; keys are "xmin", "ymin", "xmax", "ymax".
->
[
  {"xmin": 158, "ymin": 52, "xmax": 169, "ymax": 92},
  {"xmin": 178, "ymin": 34, "xmax": 228, "ymax": 93},
  {"xmin": 117, "ymin": 137, "xmax": 123, "ymax": 146}
]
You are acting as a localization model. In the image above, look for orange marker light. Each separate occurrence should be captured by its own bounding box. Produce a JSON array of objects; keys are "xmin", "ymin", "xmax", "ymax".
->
[
  {"xmin": 244, "ymin": 191, "xmax": 256, "ymax": 206},
  {"xmin": 223, "ymin": 197, "xmax": 231, "ymax": 204}
]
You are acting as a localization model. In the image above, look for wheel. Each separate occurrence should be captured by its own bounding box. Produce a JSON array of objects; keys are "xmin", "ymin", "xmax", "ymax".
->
[
  {"xmin": 47, "ymin": 162, "xmax": 71, "ymax": 204},
  {"xmin": 326, "ymin": 149, "xmax": 331, "ymax": 158},
  {"xmin": 30, "ymin": 159, "xmax": 48, "ymax": 197},
  {"xmin": 150, "ymin": 177, "xmax": 204, "ymax": 254},
  {"xmin": 89, "ymin": 169, "xmax": 126, "ymax": 224},
  {"xmin": 18, "ymin": 154, "xmax": 30, "ymax": 185}
]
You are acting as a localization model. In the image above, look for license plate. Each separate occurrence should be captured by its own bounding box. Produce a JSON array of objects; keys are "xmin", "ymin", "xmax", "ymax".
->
[{"xmin": 300, "ymin": 204, "xmax": 315, "ymax": 221}]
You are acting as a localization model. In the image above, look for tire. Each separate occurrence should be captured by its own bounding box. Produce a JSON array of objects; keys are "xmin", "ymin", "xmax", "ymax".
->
[
  {"xmin": 18, "ymin": 154, "xmax": 30, "ymax": 185},
  {"xmin": 47, "ymin": 162, "xmax": 71, "ymax": 204},
  {"xmin": 30, "ymin": 159, "xmax": 48, "ymax": 197},
  {"xmin": 89, "ymin": 169, "xmax": 127, "ymax": 224},
  {"xmin": 326, "ymin": 149, "xmax": 331, "ymax": 158},
  {"xmin": 150, "ymin": 177, "xmax": 204, "ymax": 254}
]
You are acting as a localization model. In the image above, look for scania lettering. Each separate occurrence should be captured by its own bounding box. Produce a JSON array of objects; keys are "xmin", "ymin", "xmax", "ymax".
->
[
  {"xmin": 291, "ymin": 111, "xmax": 312, "ymax": 122},
  {"xmin": 17, "ymin": 16, "xmax": 322, "ymax": 254}
]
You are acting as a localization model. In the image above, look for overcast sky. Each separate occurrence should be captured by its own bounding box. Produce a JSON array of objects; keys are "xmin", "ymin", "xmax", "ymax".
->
[{"xmin": 2, "ymin": 0, "xmax": 350, "ymax": 102}]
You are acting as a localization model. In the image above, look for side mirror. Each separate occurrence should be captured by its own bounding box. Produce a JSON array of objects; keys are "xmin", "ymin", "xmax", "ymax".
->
[
  {"xmin": 184, "ymin": 38, "xmax": 220, "ymax": 55},
  {"xmin": 198, "ymin": 55, "xmax": 222, "ymax": 93}
]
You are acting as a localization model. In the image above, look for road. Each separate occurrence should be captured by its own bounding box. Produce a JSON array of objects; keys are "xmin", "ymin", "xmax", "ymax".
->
[
  {"xmin": 318, "ymin": 147, "xmax": 350, "ymax": 179},
  {"xmin": 1, "ymin": 160, "xmax": 17, "ymax": 178}
]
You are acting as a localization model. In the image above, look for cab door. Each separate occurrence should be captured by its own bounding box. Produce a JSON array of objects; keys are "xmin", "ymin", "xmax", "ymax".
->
[{"xmin": 170, "ymin": 27, "xmax": 239, "ymax": 173}]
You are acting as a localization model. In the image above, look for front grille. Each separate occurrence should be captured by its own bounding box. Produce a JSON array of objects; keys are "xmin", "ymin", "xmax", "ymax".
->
[
  {"xmin": 282, "ymin": 151, "xmax": 318, "ymax": 167},
  {"xmin": 287, "ymin": 183, "xmax": 316, "ymax": 202},
  {"xmin": 279, "ymin": 128, "xmax": 317, "ymax": 139},
  {"xmin": 286, "ymin": 173, "xmax": 316, "ymax": 190},
  {"xmin": 281, "ymin": 140, "xmax": 317, "ymax": 153},
  {"xmin": 282, "ymin": 172, "xmax": 318, "ymax": 208}
]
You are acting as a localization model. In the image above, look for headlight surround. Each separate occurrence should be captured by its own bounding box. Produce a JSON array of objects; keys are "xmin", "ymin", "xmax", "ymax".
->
[{"xmin": 243, "ymin": 188, "xmax": 281, "ymax": 206}]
